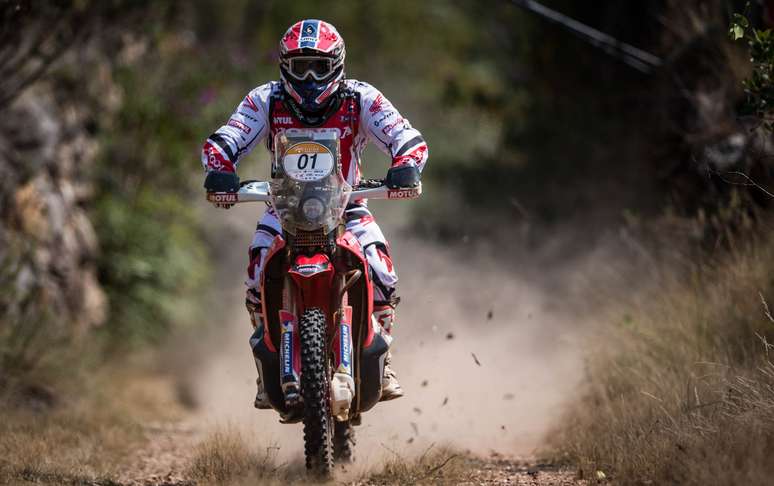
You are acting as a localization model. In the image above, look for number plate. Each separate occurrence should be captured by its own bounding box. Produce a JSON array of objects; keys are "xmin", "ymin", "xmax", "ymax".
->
[{"xmin": 282, "ymin": 142, "xmax": 334, "ymax": 182}]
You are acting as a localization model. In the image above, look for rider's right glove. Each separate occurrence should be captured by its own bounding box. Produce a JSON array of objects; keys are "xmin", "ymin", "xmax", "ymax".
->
[
  {"xmin": 384, "ymin": 163, "xmax": 420, "ymax": 189},
  {"xmin": 204, "ymin": 170, "xmax": 240, "ymax": 209}
]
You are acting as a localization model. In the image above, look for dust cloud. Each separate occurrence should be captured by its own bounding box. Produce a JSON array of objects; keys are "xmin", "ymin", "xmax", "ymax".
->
[{"xmin": 188, "ymin": 201, "xmax": 584, "ymax": 468}]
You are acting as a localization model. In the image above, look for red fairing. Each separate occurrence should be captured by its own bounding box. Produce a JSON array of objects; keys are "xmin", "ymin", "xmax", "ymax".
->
[
  {"xmin": 288, "ymin": 253, "xmax": 335, "ymax": 317},
  {"xmin": 336, "ymin": 231, "xmax": 375, "ymax": 347},
  {"xmin": 203, "ymin": 141, "xmax": 235, "ymax": 172},
  {"xmin": 291, "ymin": 253, "xmax": 331, "ymax": 270},
  {"xmin": 260, "ymin": 235, "xmax": 287, "ymax": 352}
]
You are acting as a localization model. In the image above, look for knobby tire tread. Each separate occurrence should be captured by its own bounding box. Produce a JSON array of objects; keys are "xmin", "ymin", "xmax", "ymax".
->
[{"xmin": 300, "ymin": 307, "xmax": 334, "ymax": 476}]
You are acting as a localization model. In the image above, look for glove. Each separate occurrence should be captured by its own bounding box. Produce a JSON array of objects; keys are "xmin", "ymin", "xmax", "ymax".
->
[
  {"xmin": 385, "ymin": 163, "xmax": 420, "ymax": 189},
  {"xmin": 204, "ymin": 170, "xmax": 240, "ymax": 209}
]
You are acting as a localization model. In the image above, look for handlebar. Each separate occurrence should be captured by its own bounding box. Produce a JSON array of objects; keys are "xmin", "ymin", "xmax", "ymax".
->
[{"xmin": 205, "ymin": 179, "xmax": 422, "ymax": 205}]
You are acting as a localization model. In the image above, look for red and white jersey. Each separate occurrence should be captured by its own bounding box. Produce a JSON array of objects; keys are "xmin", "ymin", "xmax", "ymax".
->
[{"xmin": 201, "ymin": 80, "xmax": 428, "ymax": 185}]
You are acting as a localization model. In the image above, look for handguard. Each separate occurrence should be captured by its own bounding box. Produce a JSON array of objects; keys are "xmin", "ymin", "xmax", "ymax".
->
[
  {"xmin": 204, "ymin": 170, "xmax": 240, "ymax": 192},
  {"xmin": 385, "ymin": 164, "xmax": 420, "ymax": 189}
]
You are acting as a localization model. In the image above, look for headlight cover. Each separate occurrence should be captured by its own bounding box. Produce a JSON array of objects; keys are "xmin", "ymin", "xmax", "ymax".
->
[{"xmin": 301, "ymin": 197, "xmax": 325, "ymax": 221}]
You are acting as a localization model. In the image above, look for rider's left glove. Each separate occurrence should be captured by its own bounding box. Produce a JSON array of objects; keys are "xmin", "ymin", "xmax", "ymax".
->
[
  {"xmin": 385, "ymin": 163, "xmax": 420, "ymax": 189},
  {"xmin": 204, "ymin": 170, "xmax": 240, "ymax": 209}
]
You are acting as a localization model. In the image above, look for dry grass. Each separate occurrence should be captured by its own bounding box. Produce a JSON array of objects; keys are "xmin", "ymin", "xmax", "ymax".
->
[
  {"xmin": 0, "ymin": 387, "xmax": 144, "ymax": 484},
  {"xmin": 359, "ymin": 445, "xmax": 469, "ymax": 485},
  {"xmin": 0, "ymin": 362, "xmax": 187, "ymax": 485},
  {"xmin": 187, "ymin": 427, "xmax": 301, "ymax": 486},
  {"xmin": 555, "ymin": 234, "xmax": 774, "ymax": 485},
  {"xmin": 187, "ymin": 432, "xmax": 469, "ymax": 486}
]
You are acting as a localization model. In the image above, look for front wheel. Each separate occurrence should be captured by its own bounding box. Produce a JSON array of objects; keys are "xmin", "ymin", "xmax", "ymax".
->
[{"xmin": 300, "ymin": 307, "xmax": 333, "ymax": 476}]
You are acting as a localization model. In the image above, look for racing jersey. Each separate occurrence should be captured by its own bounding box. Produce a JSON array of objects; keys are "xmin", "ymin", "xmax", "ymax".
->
[{"xmin": 201, "ymin": 79, "xmax": 428, "ymax": 185}]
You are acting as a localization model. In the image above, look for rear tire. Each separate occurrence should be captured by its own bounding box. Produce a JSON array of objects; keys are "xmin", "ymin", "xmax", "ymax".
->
[
  {"xmin": 300, "ymin": 308, "xmax": 334, "ymax": 476},
  {"xmin": 333, "ymin": 420, "xmax": 355, "ymax": 463}
]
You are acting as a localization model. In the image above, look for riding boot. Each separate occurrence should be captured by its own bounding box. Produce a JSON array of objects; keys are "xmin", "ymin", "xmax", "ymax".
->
[
  {"xmin": 374, "ymin": 301, "xmax": 404, "ymax": 401},
  {"xmin": 247, "ymin": 288, "xmax": 271, "ymax": 409}
]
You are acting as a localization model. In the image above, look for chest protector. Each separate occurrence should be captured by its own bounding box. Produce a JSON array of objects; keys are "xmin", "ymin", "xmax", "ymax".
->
[{"xmin": 268, "ymin": 88, "xmax": 361, "ymax": 184}]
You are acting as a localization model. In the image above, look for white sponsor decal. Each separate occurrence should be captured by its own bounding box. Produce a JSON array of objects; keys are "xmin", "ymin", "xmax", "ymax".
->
[
  {"xmin": 387, "ymin": 188, "xmax": 420, "ymax": 199},
  {"xmin": 207, "ymin": 193, "xmax": 238, "ymax": 203}
]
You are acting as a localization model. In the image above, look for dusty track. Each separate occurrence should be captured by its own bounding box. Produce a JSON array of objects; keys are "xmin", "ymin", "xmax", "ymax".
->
[{"xmin": 118, "ymin": 200, "xmax": 586, "ymax": 484}]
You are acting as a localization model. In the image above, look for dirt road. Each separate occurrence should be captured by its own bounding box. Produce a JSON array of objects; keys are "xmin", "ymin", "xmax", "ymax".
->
[{"xmin": 117, "ymin": 200, "xmax": 586, "ymax": 485}]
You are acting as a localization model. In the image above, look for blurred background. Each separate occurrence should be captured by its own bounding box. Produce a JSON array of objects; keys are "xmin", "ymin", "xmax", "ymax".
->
[{"xmin": 2, "ymin": 1, "xmax": 774, "ymax": 484}]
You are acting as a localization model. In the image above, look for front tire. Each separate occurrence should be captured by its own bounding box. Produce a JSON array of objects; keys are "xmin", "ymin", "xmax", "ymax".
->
[{"xmin": 300, "ymin": 307, "xmax": 334, "ymax": 476}]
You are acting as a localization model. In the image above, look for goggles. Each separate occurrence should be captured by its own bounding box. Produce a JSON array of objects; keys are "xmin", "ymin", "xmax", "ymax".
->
[{"xmin": 285, "ymin": 56, "xmax": 338, "ymax": 81}]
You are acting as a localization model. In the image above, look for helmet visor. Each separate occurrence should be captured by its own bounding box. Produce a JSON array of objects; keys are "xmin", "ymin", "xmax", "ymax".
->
[{"xmin": 287, "ymin": 57, "xmax": 334, "ymax": 81}]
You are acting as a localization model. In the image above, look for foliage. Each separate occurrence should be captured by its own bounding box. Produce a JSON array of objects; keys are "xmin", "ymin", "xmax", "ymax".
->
[
  {"xmin": 92, "ymin": 27, "xmax": 216, "ymax": 346},
  {"xmin": 730, "ymin": 10, "xmax": 774, "ymax": 130}
]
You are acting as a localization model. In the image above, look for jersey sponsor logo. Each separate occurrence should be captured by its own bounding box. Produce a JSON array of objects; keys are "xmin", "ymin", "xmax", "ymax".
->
[
  {"xmin": 369, "ymin": 94, "xmax": 385, "ymax": 114},
  {"xmin": 228, "ymin": 118, "xmax": 251, "ymax": 134},
  {"xmin": 203, "ymin": 142, "xmax": 234, "ymax": 172},
  {"xmin": 372, "ymin": 110, "xmax": 395, "ymax": 127},
  {"xmin": 273, "ymin": 115, "xmax": 293, "ymax": 125},
  {"xmin": 394, "ymin": 145, "xmax": 428, "ymax": 166},
  {"xmin": 382, "ymin": 116, "xmax": 405, "ymax": 136},
  {"xmin": 239, "ymin": 111, "xmax": 259, "ymax": 122}
]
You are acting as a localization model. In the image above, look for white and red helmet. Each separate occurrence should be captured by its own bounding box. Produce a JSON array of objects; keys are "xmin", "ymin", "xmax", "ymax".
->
[{"xmin": 279, "ymin": 20, "xmax": 346, "ymax": 113}]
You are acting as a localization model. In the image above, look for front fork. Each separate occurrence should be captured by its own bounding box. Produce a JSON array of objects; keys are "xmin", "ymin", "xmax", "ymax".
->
[{"xmin": 278, "ymin": 264, "xmax": 356, "ymax": 419}]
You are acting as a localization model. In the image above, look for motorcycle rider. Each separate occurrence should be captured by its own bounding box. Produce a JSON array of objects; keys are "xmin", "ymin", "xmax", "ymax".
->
[{"xmin": 201, "ymin": 19, "xmax": 428, "ymax": 407}]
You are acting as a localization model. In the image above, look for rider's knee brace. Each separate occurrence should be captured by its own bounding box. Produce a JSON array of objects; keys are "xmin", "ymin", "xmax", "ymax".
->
[
  {"xmin": 373, "ymin": 296, "xmax": 400, "ymax": 343},
  {"xmin": 245, "ymin": 246, "xmax": 268, "ymax": 329},
  {"xmin": 246, "ymin": 288, "xmax": 264, "ymax": 329}
]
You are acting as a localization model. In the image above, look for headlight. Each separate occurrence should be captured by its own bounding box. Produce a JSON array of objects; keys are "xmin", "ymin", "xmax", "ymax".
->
[{"xmin": 301, "ymin": 198, "xmax": 325, "ymax": 221}]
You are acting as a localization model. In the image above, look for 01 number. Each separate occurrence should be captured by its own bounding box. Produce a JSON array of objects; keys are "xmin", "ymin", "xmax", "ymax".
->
[{"xmin": 297, "ymin": 153, "xmax": 318, "ymax": 170}]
